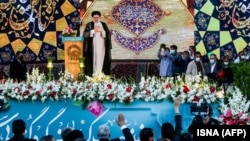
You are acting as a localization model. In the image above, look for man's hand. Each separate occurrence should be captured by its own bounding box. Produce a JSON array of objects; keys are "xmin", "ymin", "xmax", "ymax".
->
[
  {"xmin": 174, "ymin": 96, "xmax": 182, "ymax": 114},
  {"xmin": 94, "ymin": 26, "xmax": 102, "ymax": 32},
  {"xmin": 116, "ymin": 114, "xmax": 125, "ymax": 127}
]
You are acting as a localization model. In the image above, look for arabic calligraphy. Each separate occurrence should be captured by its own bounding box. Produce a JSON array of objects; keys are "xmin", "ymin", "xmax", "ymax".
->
[
  {"xmin": 0, "ymin": 0, "xmax": 58, "ymax": 38},
  {"xmin": 217, "ymin": 0, "xmax": 250, "ymax": 37},
  {"xmin": 111, "ymin": 0, "xmax": 164, "ymax": 36},
  {"xmin": 0, "ymin": 100, "xmax": 210, "ymax": 141}
]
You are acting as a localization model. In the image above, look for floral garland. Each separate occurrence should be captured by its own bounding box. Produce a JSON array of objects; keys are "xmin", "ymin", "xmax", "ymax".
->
[
  {"xmin": 218, "ymin": 87, "xmax": 250, "ymax": 125},
  {"xmin": 1, "ymin": 68, "xmax": 250, "ymax": 121},
  {"xmin": 0, "ymin": 69, "xmax": 222, "ymax": 112},
  {"xmin": 138, "ymin": 75, "xmax": 218, "ymax": 104}
]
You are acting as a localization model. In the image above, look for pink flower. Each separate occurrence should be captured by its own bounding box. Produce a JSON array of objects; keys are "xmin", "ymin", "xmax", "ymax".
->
[
  {"xmin": 225, "ymin": 109, "xmax": 232, "ymax": 117},
  {"xmin": 88, "ymin": 101, "xmax": 103, "ymax": 116}
]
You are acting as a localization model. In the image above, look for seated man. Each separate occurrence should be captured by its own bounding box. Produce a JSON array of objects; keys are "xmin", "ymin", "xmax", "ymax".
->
[
  {"xmin": 97, "ymin": 114, "xmax": 134, "ymax": 141},
  {"xmin": 8, "ymin": 119, "xmax": 36, "ymax": 141},
  {"xmin": 157, "ymin": 96, "xmax": 182, "ymax": 141}
]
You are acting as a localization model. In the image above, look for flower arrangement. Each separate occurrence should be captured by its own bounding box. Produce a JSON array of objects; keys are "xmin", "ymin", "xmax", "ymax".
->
[
  {"xmin": 62, "ymin": 27, "xmax": 76, "ymax": 37},
  {"xmin": 218, "ymin": 87, "xmax": 250, "ymax": 125},
  {"xmin": 26, "ymin": 67, "xmax": 46, "ymax": 84},
  {"xmin": 137, "ymin": 75, "xmax": 219, "ymax": 104}
]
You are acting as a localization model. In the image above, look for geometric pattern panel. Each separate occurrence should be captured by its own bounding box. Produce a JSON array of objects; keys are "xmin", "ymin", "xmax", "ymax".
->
[
  {"xmin": 195, "ymin": 0, "xmax": 250, "ymax": 59},
  {"xmin": 0, "ymin": 0, "xmax": 80, "ymax": 64}
]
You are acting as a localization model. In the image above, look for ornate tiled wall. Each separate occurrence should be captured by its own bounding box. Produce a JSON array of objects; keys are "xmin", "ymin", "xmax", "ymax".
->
[{"xmin": 195, "ymin": 0, "xmax": 250, "ymax": 59}]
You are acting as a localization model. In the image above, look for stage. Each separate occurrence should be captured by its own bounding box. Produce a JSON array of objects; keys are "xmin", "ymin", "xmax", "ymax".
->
[{"xmin": 0, "ymin": 60, "xmax": 160, "ymax": 81}]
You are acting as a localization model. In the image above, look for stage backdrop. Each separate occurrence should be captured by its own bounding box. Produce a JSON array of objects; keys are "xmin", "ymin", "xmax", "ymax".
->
[
  {"xmin": 0, "ymin": 0, "xmax": 80, "ymax": 64},
  {"xmin": 80, "ymin": 0, "xmax": 194, "ymax": 60},
  {"xmin": 195, "ymin": 0, "xmax": 250, "ymax": 59}
]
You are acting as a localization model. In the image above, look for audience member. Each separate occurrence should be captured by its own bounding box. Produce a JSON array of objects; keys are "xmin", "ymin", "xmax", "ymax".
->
[
  {"xmin": 139, "ymin": 128, "xmax": 154, "ymax": 141},
  {"xmin": 204, "ymin": 54, "xmax": 222, "ymax": 83},
  {"xmin": 64, "ymin": 129, "xmax": 84, "ymax": 141},
  {"xmin": 189, "ymin": 46, "xmax": 195, "ymax": 60},
  {"xmin": 157, "ymin": 96, "xmax": 182, "ymax": 141},
  {"xmin": 40, "ymin": 135, "xmax": 55, "ymax": 141},
  {"xmin": 219, "ymin": 55, "xmax": 234, "ymax": 91},
  {"xmin": 186, "ymin": 51, "xmax": 205, "ymax": 76},
  {"xmin": 180, "ymin": 133, "xmax": 192, "ymax": 141},
  {"xmin": 97, "ymin": 114, "xmax": 134, "ymax": 141},
  {"xmin": 8, "ymin": 119, "xmax": 36, "ymax": 141},
  {"xmin": 179, "ymin": 51, "xmax": 191, "ymax": 76},
  {"xmin": 61, "ymin": 127, "xmax": 73, "ymax": 141},
  {"xmin": 9, "ymin": 51, "xmax": 27, "ymax": 82},
  {"xmin": 170, "ymin": 45, "xmax": 181, "ymax": 77},
  {"xmin": 158, "ymin": 44, "xmax": 174, "ymax": 77}
]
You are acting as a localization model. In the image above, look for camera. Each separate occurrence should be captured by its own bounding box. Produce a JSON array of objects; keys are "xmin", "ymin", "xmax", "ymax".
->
[
  {"xmin": 190, "ymin": 103, "xmax": 209, "ymax": 126},
  {"xmin": 190, "ymin": 103, "xmax": 208, "ymax": 114}
]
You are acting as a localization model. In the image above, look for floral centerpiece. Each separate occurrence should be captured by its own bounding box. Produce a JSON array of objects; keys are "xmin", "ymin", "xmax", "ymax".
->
[
  {"xmin": 62, "ymin": 27, "xmax": 76, "ymax": 37},
  {"xmin": 217, "ymin": 87, "xmax": 250, "ymax": 125}
]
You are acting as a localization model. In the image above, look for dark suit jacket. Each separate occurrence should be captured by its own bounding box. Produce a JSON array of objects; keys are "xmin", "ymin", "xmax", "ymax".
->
[
  {"xmin": 7, "ymin": 135, "xmax": 36, "ymax": 141},
  {"xmin": 205, "ymin": 62, "xmax": 222, "ymax": 81},
  {"xmin": 157, "ymin": 115, "xmax": 182, "ymax": 141},
  {"xmin": 99, "ymin": 128, "xmax": 134, "ymax": 141}
]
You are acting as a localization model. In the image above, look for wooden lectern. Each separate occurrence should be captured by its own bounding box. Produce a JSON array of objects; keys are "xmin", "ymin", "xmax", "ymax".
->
[{"xmin": 62, "ymin": 36, "xmax": 84, "ymax": 79}]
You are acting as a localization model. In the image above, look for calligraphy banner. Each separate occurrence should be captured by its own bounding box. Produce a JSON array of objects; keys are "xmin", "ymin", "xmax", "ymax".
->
[
  {"xmin": 0, "ymin": 100, "xmax": 219, "ymax": 141},
  {"xmin": 0, "ymin": 0, "xmax": 80, "ymax": 64}
]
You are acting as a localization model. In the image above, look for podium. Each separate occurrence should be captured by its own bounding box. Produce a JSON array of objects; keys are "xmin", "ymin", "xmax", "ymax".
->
[{"xmin": 62, "ymin": 36, "xmax": 84, "ymax": 79}]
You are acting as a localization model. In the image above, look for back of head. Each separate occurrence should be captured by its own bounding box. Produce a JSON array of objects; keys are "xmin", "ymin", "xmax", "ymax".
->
[
  {"xmin": 12, "ymin": 119, "xmax": 26, "ymax": 135},
  {"xmin": 180, "ymin": 133, "xmax": 192, "ymax": 141},
  {"xmin": 40, "ymin": 135, "xmax": 55, "ymax": 141},
  {"xmin": 97, "ymin": 124, "xmax": 110, "ymax": 139},
  {"xmin": 161, "ymin": 122, "xmax": 174, "ymax": 140},
  {"xmin": 64, "ymin": 129, "xmax": 84, "ymax": 141},
  {"xmin": 61, "ymin": 127, "xmax": 73, "ymax": 141},
  {"xmin": 139, "ymin": 128, "xmax": 154, "ymax": 141}
]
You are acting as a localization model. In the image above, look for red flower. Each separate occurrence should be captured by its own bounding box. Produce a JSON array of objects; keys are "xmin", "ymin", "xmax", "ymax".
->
[
  {"xmin": 50, "ymin": 91, "xmax": 57, "ymax": 97},
  {"xmin": 217, "ymin": 70, "xmax": 225, "ymax": 79},
  {"xmin": 35, "ymin": 91, "xmax": 40, "ymax": 95},
  {"xmin": 146, "ymin": 90, "xmax": 151, "ymax": 96},
  {"xmin": 28, "ymin": 84, "xmax": 32, "ymax": 89},
  {"xmin": 183, "ymin": 85, "xmax": 190, "ymax": 93},
  {"xmin": 72, "ymin": 89, "xmax": 77, "ymax": 94},
  {"xmin": 107, "ymin": 94, "xmax": 114, "ymax": 101},
  {"xmin": 14, "ymin": 87, "xmax": 21, "ymax": 93},
  {"xmin": 86, "ymin": 85, "xmax": 91, "ymax": 89},
  {"xmin": 126, "ymin": 87, "xmax": 132, "ymax": 93},
  {"xmin": 107, "ymin": 84, "xmax": 112, "ymax": 89},
  {"xmin": 123, "ymin": 96, "xmax": 131, "ymax": 104},
  {"xmin": 165, "ymin": 84, "xmax": 171, "ymax": 89},
  {"xmin": 22, "ymin": 90, "xmax": 30, "ymax": 96},
  {"xmin": 47, "ymin": 85, "xmax": 52, "ymax": 90},
  {"xmin": 209, "ymin": 86, "xmax": 216, "ymax": 93},
  {"xmin": 193, "ymin": 96, "xmax": 200, "ymax": 102}
]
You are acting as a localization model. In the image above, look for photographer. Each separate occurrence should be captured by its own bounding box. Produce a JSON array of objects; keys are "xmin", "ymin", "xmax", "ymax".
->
[{"xmin": 188, "ymin": 103, "xmax": 219, "ymax": 133}]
